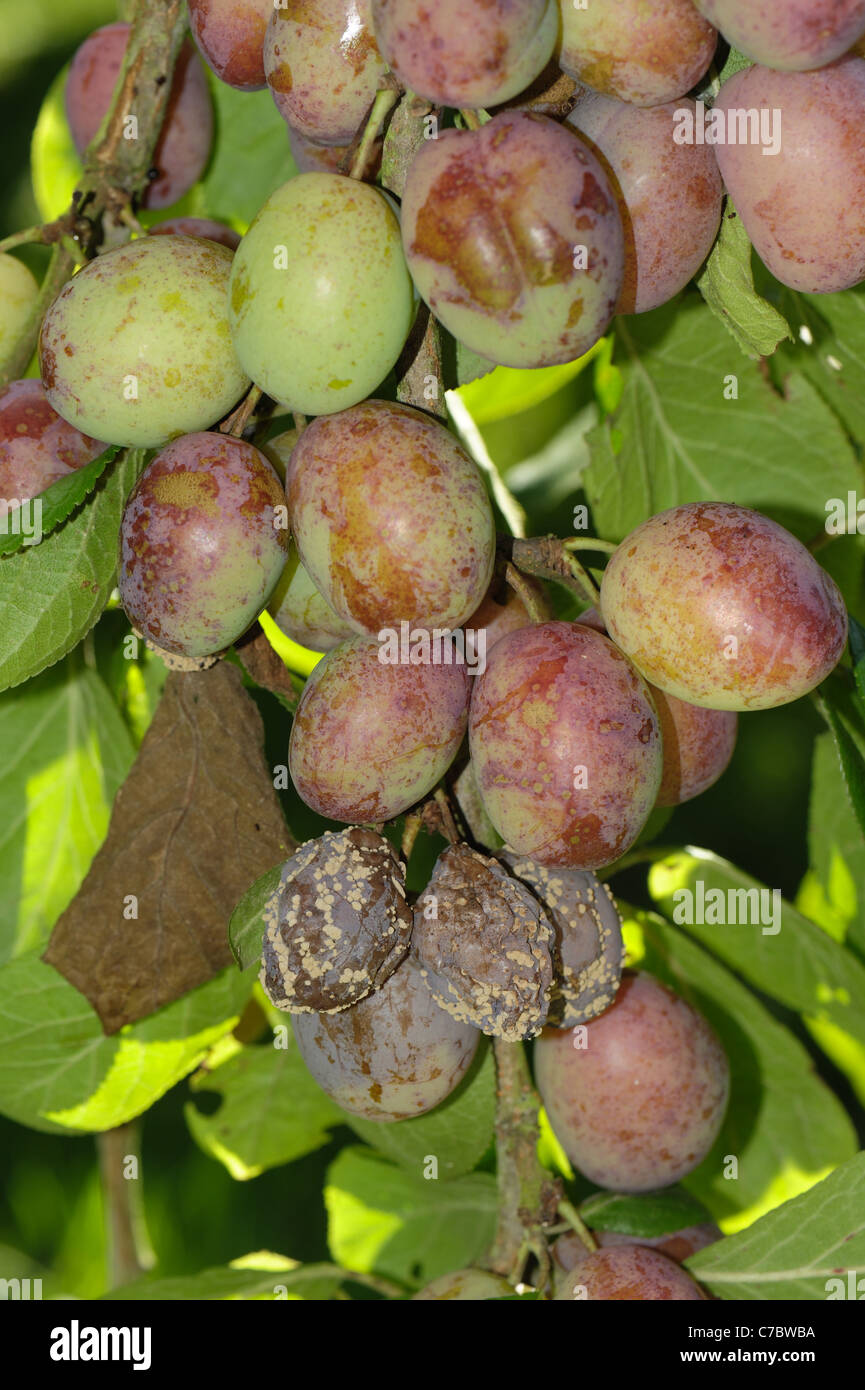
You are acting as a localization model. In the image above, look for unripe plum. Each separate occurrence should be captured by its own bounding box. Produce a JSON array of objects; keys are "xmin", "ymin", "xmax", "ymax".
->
[
  {"xmin": 568, "ymin": 95, "xmax": 723, "ymax": 315},
  {"xmin": 118, "ymin": 432, "xmax": 288, "ymax": 657},
  {"xmin": 695, "ymin": 0, "xmax": 865, "ymax": 71},
  {"xmin": 469, "ymin": 622, "xmax": 662, "ymax": 870},
  {"xmin": 268, "ymin": 541, "xmax": 357, "ymax": 652},
  {"xmin": 289, "ymin": 635, "xmax": 471, "ymax": 822},
  {"xmin": 292, "ymin": 954, "xmax": 480, "ymax": 1121},
  {"xmin": 228, "ymin": 173, "xmax": 415, "ymax": 415},
  {"xmin": 266, "ymin": 0, "xmax": 388, "ymax": 146},
  {"xmin": 0, "ymin": 380, "xmax": 106, "ymax": 510},
  {"xmin": 713, "ymin": 60, "xmax": 865, "ymax": 294},
  {"xmin": 65, "ymin": 25, "xmax": 212, "ymax": 208},
  {"xmin": 149, "ymin": 217, "xmax": 240, "ymax": 250},
  {"xmin": 372, "ymin": 0, "xmax": 558, "ymax": 108},
  {"xmin": 535, "ymin": 970, "xmax": 730, "ymax": 1192},
  {"xmin": 188, "ymin": 0, "xmax": 273, "ymax": 90},
  {"xmin": 599, "ymin": 503, "xmax": 848, "ymax": 711},
  {"xmin": 0, "ymin": 254, "xmax": 39, "ymax": 362},
  {"xmin": 554, "ymin": 1246, "xmax": 708, "ymax": 1300},
  {"xmin": 413, "ymin": 1269, "xmax": 514, "ymax": 1300},
  {"xmin": 557, "ymin": 0, "xmax": 717, "ymax": 107},
  {"xmin": 286, "ymin": 401, "xmax": 495, "ymax": 633},
  {"xmin": 40, "ymin": 235, "xmax": 249, "ymax": 448},
  {"xmin": 401, "ymin": 112, "xmax": 624, "ymax": 370}
]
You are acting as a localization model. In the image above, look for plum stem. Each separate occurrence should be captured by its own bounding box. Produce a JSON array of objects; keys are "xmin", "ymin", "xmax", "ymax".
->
[
  {"xmin": 558, "ymin": 1198, "xmax": 598, "ymax": 1253},
  {"xmin": 97, "ymin": 1121, "xmax": 155, "ymax": 1288},
  {"xmin": 459, "ymin": 109, "xmax": 482, "ymax": 130},
  {"xmin": 487, "ymin": 1036, "xmax": 563, "ymax": 1290},
  {"xmin": 220, "ymin": 384, "xmax": 262, "ymax": 438},
  {"xmin": 511, "ymin": 534, "xmax": 601, "ymax": 607},
  {"xmin": 504, "ymin": 561, "xmax": 549, "ymax": 623},
  {"xmin": 346, "ymin": 87, "xmax": 400, "ymax": 182},
  {"xmin": 563, "ymin": 537, "xmax": 618, "ymax": 556}
]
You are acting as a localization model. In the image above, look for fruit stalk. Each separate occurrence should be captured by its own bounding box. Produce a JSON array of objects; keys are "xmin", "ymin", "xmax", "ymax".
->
[{"xmin": 96, "ymin": 1121, "xmax": 154, "ymax": 1288}]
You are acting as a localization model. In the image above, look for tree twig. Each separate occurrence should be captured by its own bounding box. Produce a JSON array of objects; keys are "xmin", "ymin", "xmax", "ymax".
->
[{"xmin": 97, "ymin": 1121, "xmax": 155, "ymax": 1288}]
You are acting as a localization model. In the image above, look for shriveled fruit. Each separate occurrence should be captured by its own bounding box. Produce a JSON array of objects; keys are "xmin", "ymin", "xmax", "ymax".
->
[
  {"xmin": 260, "ymin": 827, "xmax": 412, "ymax": 1013},
  {"xmin": 413, "ymin": 1269, "xmax": 514, "ymax": 1301},
  {"xmin": 65, "ymin": 25, "xmax": 212, "ymax": 208},
  {"xmin": 599, "ymin": 503, "xmax": 848, "ymax": 711},
  {"xmin": 268, "ymin": 541, "xmax": 357, "ymax": 652},
  {"xmin": 401, "ymin": 112, "xmax": 624, "ymax": 370},
  {"xmin": 568, "ymin": 94, "xmax": 723, "ymax": 314},
  {"xmin": 372, "ymin": 0, "xmax": 558, "ymax": 108},
  {"xmin": 500, "ymin": 854, "xmax": 624, "ymax": 1027},
  {"xmin": 228, "ymin": 174, "xmax": 414, "ymax": 415},
  {"xmin": 289, "ymin": 635, "xmax": 471, "ymax": 821},
  {"xmin": 413, "ymin": 843, "xmax": 555, "ymax": 1041},
  {"xmin": 266, "ymin": 0, "xmax": 388, "ymax": 146},
  {"xmin": 695, "ymin": 0, "xmax": 865, "ymax": 71},
  {"xmin": 535, "ymin": 970, "xmax": 730, "ymax": 1192},
  {"xmin": 286, "ymin": 401, "xmax": 495, "ymax": 633},
  {"xmin": 188, "ymin": 0, "xmax": 272, "ymax": 90},
  {"xmin": 469, "ymin": 622, "xmax": 662, "ymax": 870},
  {"xmin": 0, "ymin": 254, "xmax": 39, "ymax": 362},
  {"xmin": 292, "ymin": 954, "xmax": 480, "ymax": 1121},
  {"xmin": 149, "ymin": 217, "xmax": 240, "ymax": 250},
  {"xmin": 554, "ymin": 1246, "xmax": 707, "ymax": 1301},
  {"xmin": 118, "ymin": 432, "xmax": 288, "ymax": 657},
  {"xmin": 713, "ymin": 60, "xmax": 865, "ymax": 294},
  {"xmin": 557, "ymin": 0, "xmax": 717, "ymax": 107},
  {"xmin": 40, "ymin": 236, "xmax": 249, "ymax": 448},
  {"xmin": 0, "ymin": 380, "xmax": 106, "ymax": 511}
]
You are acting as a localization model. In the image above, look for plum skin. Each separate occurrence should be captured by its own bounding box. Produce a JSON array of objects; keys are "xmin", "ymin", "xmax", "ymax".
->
[
  {"xmin": 289, "ymin": 635, "xmax": 471, "ymax": 823},
  {"xmin": 713, "ymin": 60, "xmax": 865, "ymax": 295},
  {"xmin": 568, "ymin": 95, "xmax": 723, "ymax": 315},
  {"xmin": 188, "ymin": 0, "xmax": 273, "ymax": 91},
  {"xmin": 600, "ymin": 502, "xmax": 849, "ymax": 712},
  {"xmin": 291, "ymin": 955, "xmax": 480, "ymax": 1122},
  {"xmin": 695, "ymin": 0, "xmax": 865, "ymax": 71},
  {"xmin": 401, "ymin": 111, "xmax": 624, "ymax": 371},
  {"xmin": 469, "ymin": 622, "xmax": 662, "ymax": 870},
  {"xmin": 557, "ymin": 0, "xmax": 717, "ymax": 108},
  {"xmin": 39, "ymin": 235, "xmax": 249, "ymax": 449},
  {"xmin": 118, "ymin": 432, "xmax": 288, "ymax": 658},
  {"xmin": 535, "ymin": 970, "xmax": 730, "ymax": 1193},
  {"xmin": 554, "ymin": 1245, "xmax": 708, "ymax": 1301},
  {"xmin": 0, "ymin": 380, "xmax": 106, "ymax": 508},
  {"xmin": 286, "ymin": 400, "xmax": 496, "ymax": 634}
]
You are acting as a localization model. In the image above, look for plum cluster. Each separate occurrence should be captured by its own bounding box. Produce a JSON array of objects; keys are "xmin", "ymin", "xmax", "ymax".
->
[{"xmin": 4, "ymin": 0, "xmax": 861, "ymax": 1304}]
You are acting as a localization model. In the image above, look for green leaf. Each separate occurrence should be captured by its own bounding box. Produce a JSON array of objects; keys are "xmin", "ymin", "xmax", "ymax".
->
[
  {"xmin": 579, "ymin": 1187, "xmax": 712, "ymax": 1239},
  {"xmin": 190, "ymin": 73, "xmax": 297, "ymax": 231},
  {"xmin": 717, "ymin": 45, "xmax": 753, "ymax": 84},
  {"xmin": 185, "ymin": 1033, "xmax": 343, "ymax": 1180},
  {"xmin": 622, "ymin": 908, "xmax": 858, "ymax": 1231},
  {"xmin": 347, "ymin": 1042, "xmax": 495, "ymax": 1181},
  {"xmin": 31, "ymin": 64, "xmax": 80, "ymax": 222},
  {"xmin": 584, "ymin": 299, "xmax": 862, "ymax": 543},
  {"xmin": 228, "ymin": 863, "xmax": 281, "ymax": 970},
  {"xmin": 646, "ymin": 849, "xmax": 865, "ymax": 1105},
  {"xmin": 0, "ymin": 446, "xmax": 121, "ymax": 558},
  {"xmin": 815, "ymin": 687, "xmax": 865, "ymax": 842},
  {"xmin": 0, "ymin": 448, "xmax": 145, "ymax": 692},
  {"xmin": 767, "ymin": 278, "xmax": 865, "ymax": 445},
  {"xmin": 325, "ymin": 1147, "xmax": 497, "ymax": 1288},
  {"xmin": 687, "ymin": 1152, "xmax": 865, "ymax": 1300},
  {"xmin": 697, "ymin": 204, "xmax": 792, "ymax": 359},
  {"xmin": 455, "ymin": 338, "xmax": 606, "ymax": 425},
  {"xmin": 848, "ymin": 616, "xmax": 865, "ymax": 728},
  {"xmin": 800, "ymin": 733, "xmax": 865, "ymax": 959},
  {"xmin": 104, "ymin": 1253, "xmax": 342, "ymax": 1301},
  {"xmin": 0, "ymin": 952, "xmax": 251, "ymax": 1134},
  {"xmin": 0, "ymin": 658, "xmax": 134, "ymax": 965}
]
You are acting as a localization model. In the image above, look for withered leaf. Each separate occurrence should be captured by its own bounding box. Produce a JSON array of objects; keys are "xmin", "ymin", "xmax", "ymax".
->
[
  {"xmin": 234, "ymin": 626, "xmax": 302, "ymax": 713},
  {"xmin": 44, "ymin": 662, "xmax": 295, "ymax": 1034}
]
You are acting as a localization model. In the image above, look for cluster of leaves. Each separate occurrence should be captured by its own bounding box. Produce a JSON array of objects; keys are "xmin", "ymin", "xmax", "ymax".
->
[{"xmin": 1, "ymin": 35, "xmax": 864, "ymax": 1302}]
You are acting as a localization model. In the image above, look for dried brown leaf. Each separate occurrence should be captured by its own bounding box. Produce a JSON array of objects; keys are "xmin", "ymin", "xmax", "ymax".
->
[{"xmin": 43, "ymin": 663, "xmax": 294, "ymax": 1034}]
